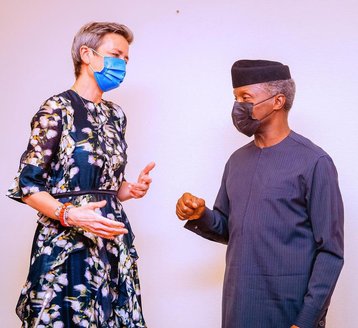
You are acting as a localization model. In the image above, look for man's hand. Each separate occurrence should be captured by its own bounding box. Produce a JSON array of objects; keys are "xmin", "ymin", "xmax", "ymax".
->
[
  {"xmin": 176, "ymin": 192, "xmax": 206, "ymax": 220},
  {"xmin": 291, "ymin": 325, "xmax": 300, "ymax": 328}
]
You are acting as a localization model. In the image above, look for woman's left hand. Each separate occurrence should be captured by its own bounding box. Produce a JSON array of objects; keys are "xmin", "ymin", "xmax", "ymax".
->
[{"xmin": 118, "ymin": 162, "xmax": 155, "ymax": 201}]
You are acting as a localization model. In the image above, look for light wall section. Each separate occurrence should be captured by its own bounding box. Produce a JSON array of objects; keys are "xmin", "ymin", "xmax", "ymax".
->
[{"xmin": 1, "ymin": 1, "xmax": 357, "ymax": 327}]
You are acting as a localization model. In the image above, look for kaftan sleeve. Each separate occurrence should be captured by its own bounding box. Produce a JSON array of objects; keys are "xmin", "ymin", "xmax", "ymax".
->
[
  {"xmin": 7, "ymin": 98, "xmax": 63, "ymax": 203},
  {"xmin": 185, "ymin": 162, "xmax": 230, "ymax": 245},
  {"xmin": 294, "ymin": 155, "xmax": 344, "ymax": 327}
]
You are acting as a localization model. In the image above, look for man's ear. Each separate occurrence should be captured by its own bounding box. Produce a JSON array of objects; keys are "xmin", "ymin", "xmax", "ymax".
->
[
  {"xmin": 79, "ymin": 46, "xmax": 92, "ymax": 65},
  {"xmin": 273, "ymin": 94, "xmax": 286, "ymax": 111}
]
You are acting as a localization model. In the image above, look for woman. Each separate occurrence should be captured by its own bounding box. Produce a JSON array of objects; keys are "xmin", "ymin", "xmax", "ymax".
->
[{"xmin": 7, "ymin": 22, "xmax": 154, "ymax": 327}]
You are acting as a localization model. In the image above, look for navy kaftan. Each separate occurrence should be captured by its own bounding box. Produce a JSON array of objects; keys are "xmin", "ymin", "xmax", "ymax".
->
[{"xmin": 186, "ymin": 131, "xmax": 344, "ymax": 328}]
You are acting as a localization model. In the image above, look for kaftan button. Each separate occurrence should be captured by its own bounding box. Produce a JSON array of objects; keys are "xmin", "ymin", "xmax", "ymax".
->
[{"xmin": 319, "ymin": 320, "xmax": 325, "ymax": 327}]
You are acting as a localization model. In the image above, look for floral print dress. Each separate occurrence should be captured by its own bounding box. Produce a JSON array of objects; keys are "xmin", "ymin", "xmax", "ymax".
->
[{"xmin": 7, "ymin": 90, "xmax": 146, "ymax": 328}]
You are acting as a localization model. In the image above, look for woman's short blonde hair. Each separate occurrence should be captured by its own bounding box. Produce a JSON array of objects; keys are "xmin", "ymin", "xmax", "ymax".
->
[{"xmin": 71, "ymin": 22, "xmax": 134, "ymax": 78}]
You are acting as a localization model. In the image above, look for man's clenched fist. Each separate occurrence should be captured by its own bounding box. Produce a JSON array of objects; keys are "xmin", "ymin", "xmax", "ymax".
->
[{"xmin": 176, "ymin": 192, "xmax": 206, "ymax": 221}]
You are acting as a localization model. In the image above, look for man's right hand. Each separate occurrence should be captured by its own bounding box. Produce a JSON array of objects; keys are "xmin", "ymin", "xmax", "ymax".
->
[{"xmin": 176, "ymin": 192, "xmax": 206, "ymax": 221}]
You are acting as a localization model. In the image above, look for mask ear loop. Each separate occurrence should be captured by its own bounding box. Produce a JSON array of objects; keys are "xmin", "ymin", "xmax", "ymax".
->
[
  {"xmin": 88, "ymin": 48, "xmax": 104, "ymax": 73},
  {"xmin": 252, "ymin": 94, "xmax": 279, "ymax": 121},
  {"xmin": 253, "ymin": 93, "xmax": 278, "ymax": 107},
  {"xmin": 90, "ymin": 48, "xmax": 104, "ymax": 57}
]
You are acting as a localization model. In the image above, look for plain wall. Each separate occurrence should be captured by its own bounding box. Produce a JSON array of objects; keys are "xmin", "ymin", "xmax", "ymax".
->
[{"xmin": 1, "ymin": 0, "xmax": 357, "ymax": 327}]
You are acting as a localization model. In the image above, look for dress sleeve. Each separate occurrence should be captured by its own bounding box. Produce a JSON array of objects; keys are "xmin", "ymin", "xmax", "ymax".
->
[
  {"xmin": 108, "ymin": 101, "xmax": 127, "ymax": 135},
  {"xmin": 185, "ymin": 162, "xmax": 230, "ymax": 245},
  {"xmin": 109, "ymin": 101, "xmax": 128, "ymax": 183},
  {"xmin": 7, "ymin": 98, "xmax": 63, "ymax": 203},
  {"xmin": 295, "ymin": 155, "xmax": 344, "ymax": 327}
]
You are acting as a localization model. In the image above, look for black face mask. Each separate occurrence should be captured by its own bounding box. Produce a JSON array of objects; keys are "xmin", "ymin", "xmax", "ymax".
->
[{"xmin": 231, "ymin": 94, "xmax": 277, "ymax": 137}]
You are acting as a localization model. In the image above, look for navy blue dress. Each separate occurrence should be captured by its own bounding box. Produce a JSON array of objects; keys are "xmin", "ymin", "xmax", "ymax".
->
[
  {"xmin": 7, "ymin": 90, "xmax": 146, "ymax": 327},
  {"xmin": 186, "ymin": 131, "xmax": 344, "ymax": 328}
]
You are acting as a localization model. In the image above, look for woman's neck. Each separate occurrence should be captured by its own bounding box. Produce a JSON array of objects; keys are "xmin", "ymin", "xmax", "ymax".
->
[{"xmin": 72, "ymin": 75, "xmax": 103, "ymax": 104}]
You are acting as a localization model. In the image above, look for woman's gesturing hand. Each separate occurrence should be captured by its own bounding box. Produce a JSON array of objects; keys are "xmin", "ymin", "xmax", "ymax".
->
[
  {"xmin": 67, "ymin": 200, "xmax": 128, "ymax": 240},
  {"xmin": 128, "ymin": 162, "xmax": 155, "ymax": 199},
  {"xmin": 118, "ymin": 162, "xmax": 156, "ymax": 201}
]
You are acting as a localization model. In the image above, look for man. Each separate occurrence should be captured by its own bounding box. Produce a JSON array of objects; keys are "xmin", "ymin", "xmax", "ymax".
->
[{"xmin": 176, "ymin": 60, "xmax": 344, "ymax": 328}]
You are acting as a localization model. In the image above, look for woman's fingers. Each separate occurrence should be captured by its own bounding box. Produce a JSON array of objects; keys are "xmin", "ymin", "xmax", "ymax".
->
[
  {"xmin": 88, "ymin": 229, "xmax": 126, "ymax": 240},
  {"xmin": 85, "ymin": 200, "xmax": 107, "ymax": 210},
  {"xmin": 139, "ymin": 175, "xmax": 152, "ymax": 184},
  {"xmin": 138, "ymin": 162, "xmax": 155, "ymax": 183},
  {"xmin": 84, "ymin": 217, "xmax": 128, "ymax": 238},
  {"xmin": 141, "ymin": 162, "xmax": 156, "ymax": 176},
  {"xmin": 95, "ymin": 215, "xmax": 125, "ymax": 228},
  {"xmin": 133, "ymin": 192, "xmax": 146, "ymax": 199},
  {"xmin": 127, "ymin": 182, "xmax": 150, "ymax": 198},
  {"xmin": 89, "ymin": 214, "xmax": 125, "ymax": 229},
  {"xmin": 129, "ymin": 182, "xmax": 149, "ymax": 191},
  {"xmin": 67, "ymin": 205, "xmax": 128, "ymax": 239},
  {"xmin": 129, "ymin": 190, "xmax": 146, "ymax": 199},
  {"xmin": 89, "ymin": 224, "xmax": 128, "ymax": 237}
]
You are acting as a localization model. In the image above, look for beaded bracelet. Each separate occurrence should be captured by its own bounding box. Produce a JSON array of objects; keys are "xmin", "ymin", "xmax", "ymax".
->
[
  {"xmin": 58, "ymin": 202, "xmax": 74, "ymax": 227},
  {"xmin": 63, "ymin": 205, "xmax": 75, "ymax": 227},
  {"xmin": 54, "ymin": 205, "xmax": 62, "ymax": 218}
]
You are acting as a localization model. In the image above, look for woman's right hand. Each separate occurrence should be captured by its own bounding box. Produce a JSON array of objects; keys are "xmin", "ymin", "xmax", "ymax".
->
[{"xmin": 67, "ymin": 200, "xmax": 128, "ymax": 240}]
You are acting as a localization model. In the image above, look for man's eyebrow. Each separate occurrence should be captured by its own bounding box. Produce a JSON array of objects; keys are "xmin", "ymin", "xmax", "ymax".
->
[{"xmin": 236, "ymin": 91, "xmax": 253, "ymax": 98}]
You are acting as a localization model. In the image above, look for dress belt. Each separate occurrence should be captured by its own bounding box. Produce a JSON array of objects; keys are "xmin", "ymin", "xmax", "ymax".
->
[{"xmin": 51, "ymin": 189, "xmax": 117, "ymax": 199}]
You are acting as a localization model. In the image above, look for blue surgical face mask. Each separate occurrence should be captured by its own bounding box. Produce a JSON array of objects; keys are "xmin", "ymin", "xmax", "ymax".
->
[{"xmin": 90, "ymin": 48, "xmax": 126, "ymax": 92}]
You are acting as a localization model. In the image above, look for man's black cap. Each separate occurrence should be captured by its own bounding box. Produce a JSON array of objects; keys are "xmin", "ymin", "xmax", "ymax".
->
[{"xmin": 231, "ymin": 59, "xmax": 291, "ymax": 88}]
